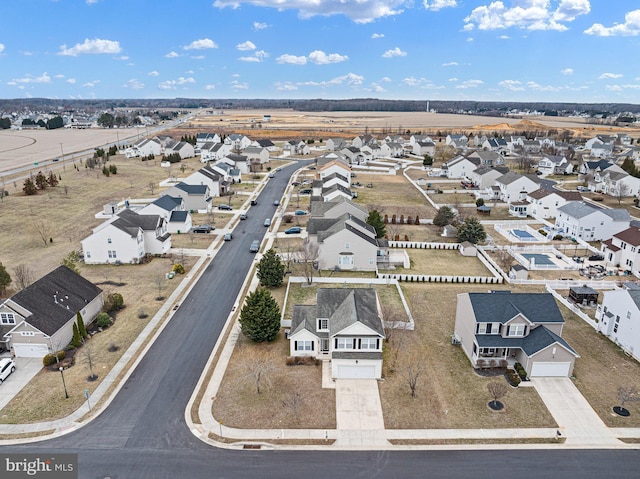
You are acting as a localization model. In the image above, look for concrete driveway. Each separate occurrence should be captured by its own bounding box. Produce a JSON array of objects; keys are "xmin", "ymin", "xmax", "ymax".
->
[
  {"xmin": 335, "ymin": 379, "xmax": 385, "ymax": 430},
  {"xmin": 532, "ymin": 377, "xmax": 621, "ymax": 446},
  {"xmin": 0, "ymin": 357, "xmax": 43, "ymax": 410}
]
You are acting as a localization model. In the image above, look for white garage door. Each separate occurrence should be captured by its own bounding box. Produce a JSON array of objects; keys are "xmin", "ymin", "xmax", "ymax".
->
[
  {"xmin": 12, "ymin": 343, "xmax": 49, "ymax": 359},
  {"xmin": 530, "ymin": 362, "xmax": 571, "ymax": 377},
  {"xmin": 337, "ymin": 365, "xmax": 376, "ymax": 379}
]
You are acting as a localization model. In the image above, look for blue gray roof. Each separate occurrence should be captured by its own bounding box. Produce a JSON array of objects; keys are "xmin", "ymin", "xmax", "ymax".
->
[
  {"xmin": 174, "ymin": 182, "xmax": 208, "ymax": 195},
  {"xmin": 469, "ymin": 291, "xmax": 565, "ymax": 324},
  {"xmin": 169, "ymin": 210, "xmax": 188, "ymax": 223},
  {"xmin": 476, "ymin": 324, "xmax": 578, "ymax": 356},
  {"xmin": 151, "ymin": 195, "xmax": 182, "ymax": 212}
]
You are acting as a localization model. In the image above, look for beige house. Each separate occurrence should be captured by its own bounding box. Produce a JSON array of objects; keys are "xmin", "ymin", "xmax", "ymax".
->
[
  {"xmin": 1, "ymin": 266, "xmax": 103, "ymax": 358},
  {"xmin": 453, "ymin": 291, "xmax": 579, "ymax": 377}
]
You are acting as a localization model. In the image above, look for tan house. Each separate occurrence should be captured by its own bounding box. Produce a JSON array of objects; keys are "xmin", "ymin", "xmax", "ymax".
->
[
  {"xmin": 453, "ymin": 291, "xmax": 579, "ymax": 377},
  {"xmin": 1, "ymin": 266, "xmax": 103, "ymax": 358}
]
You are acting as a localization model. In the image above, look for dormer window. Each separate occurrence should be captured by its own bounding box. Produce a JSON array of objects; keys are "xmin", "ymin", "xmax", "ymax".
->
[
  {"xmin": 0, "ymin": 313, "xmax": 16, "ymax": 325},
  {"xmin": 318, "ymin": 319, "xmax": 328, "ymax": 331},
  {"xmin": 507, "ymin": 324, "xmax": 526, "ymax": 337}
]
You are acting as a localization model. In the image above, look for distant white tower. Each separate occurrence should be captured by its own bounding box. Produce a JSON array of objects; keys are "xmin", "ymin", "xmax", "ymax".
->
[{"xmin": 426, "ymin": 100, "xmax": 430, "ymax": 112}]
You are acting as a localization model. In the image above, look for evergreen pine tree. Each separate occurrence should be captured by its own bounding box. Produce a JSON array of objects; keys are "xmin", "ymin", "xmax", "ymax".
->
[
  {"xmin": 257, "ymin": 249, "xmax": 285, "ymax": 287},
  {"xmin": 366, "ymin": 209, "xmax": 386, "ymax": 238},
  {"xmin": 239, "ymin": 288, "xmax": 281, "ymax": 342},
  {"xmin": 0, "ymin": 262, "xmax": 11, "ymax": 295},
  {"xmin": 71, "ymin": 323, "xmax": 83, "ymax": 347},
  {"xmin": 77, "ymin": 311, "xmax": 87, "ymax": 339},
  {"xmin": 456, "ymin": 217, "xmax": 487, "ymax": 244}
]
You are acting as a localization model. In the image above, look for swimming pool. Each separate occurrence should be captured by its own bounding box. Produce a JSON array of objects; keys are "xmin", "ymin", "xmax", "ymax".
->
[
  {"xmin": 521, "ymin": 253, "xmax": 556, "ymax": 265},
  {"xmin": 511, "ymin": 229, "xmax": 535, "ymax": 240}
]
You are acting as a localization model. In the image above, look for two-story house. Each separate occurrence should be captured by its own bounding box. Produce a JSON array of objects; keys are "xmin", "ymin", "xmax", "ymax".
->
[
  {"xmin": 527, "ymin": 189, "xmax": 582, "ymax": 220},
  {"xmin": 288, "ymin": 288, "xmax": 385, "ymax": 379},
  {"xmin": 443, "ymin": 156, "xmax": 480, "ymax": 179},
  {"xmin": 454, "ymin": 291, "xmax": 579, "ymax": 377},
  {"xmin": 494, "ymin": 172, "xmax": 540, "ymax": 204},
  {"xmin": 596, "ymin": 283, "xmax": 640, "ymax": 361},
  {"xmin": 163, "ymin": 182, "xmax": 211, "ymax": 212},
  {"xmin": 555, "ymin": 202, "xmax": 630, "ymax": 241},
  {"xmin": 601, "ymin": 227, "xmax": 640, "ymax": 275}
]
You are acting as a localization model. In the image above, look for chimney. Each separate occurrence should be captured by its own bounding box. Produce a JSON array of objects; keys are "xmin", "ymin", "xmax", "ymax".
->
[{"xmin": 54, "ymin": 294, "xmax": 58, "ymax": 304}]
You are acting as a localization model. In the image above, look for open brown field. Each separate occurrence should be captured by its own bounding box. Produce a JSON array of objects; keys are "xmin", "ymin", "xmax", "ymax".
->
[
  {"xmin": 352, "ymin": 173, "xmax": 432, "ymax": 212},
  {"xmin": 391, "ymin": 249, "xmax": 492, "ymax": 276}
]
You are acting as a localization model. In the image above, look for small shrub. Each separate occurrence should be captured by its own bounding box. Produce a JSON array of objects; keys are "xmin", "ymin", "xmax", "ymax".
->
[
  {"xmin": 104, "ymin": 292, "xmax": 124, "ymax": 312},
  {"xmin": 514, "ymin": 362, "xmax": 528, "ymax": 380},
  {"xmin": 172, "ymin": 263, "xmax": 185, "ymax": 274},
  {"xmin": 108, "ymin": 342, "xmax": 120, "ymax": 352},
  {"xmin": 96, "ymin": 312, "xmax": 112, "ymax": 328},
  {"xmin": 137, "ymin": 308, "xmax": 149, "ymax": 319},
  {"xmin": 553, "ymin": 235, "xmax": 563, "ymax": 241},
  {"xmin": 286, "ymin": 356, "xmax": 319, "ymax": 366},
  {"xmin": 283, "ymin": 214, "xmax": 293, "ymax": 224},
  {"xmin": 109, "ymin": 164, "xmax": 118, "ymax": 174},
  {"xmin": 505, "ymin": 369, "xmax": 521, "ymax": 387},
  {"xmin": 43, "ymin": 350, "xmax": 66, "ymax": 367}
]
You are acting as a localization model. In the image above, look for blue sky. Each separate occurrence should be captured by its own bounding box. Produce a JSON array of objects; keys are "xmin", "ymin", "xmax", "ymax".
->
[{"xmin": 1, "ymin": 0, "xmax": 639, "ymax": 103}]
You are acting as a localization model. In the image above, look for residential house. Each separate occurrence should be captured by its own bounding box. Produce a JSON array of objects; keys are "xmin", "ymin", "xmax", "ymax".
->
[
  {"xmin": 494, "ymin": 172, "xmax": 540, "ymax": 204},
  {"xmin": 467, "ymin": 150, "xmax": 505, "ymax": 166},
  {"xmin": 410, "ymin": 134, "xmax": 432, "ymax": 146},
  {"xmin": 183, "ymin": 166, "xmax": 225, "ymax": 197},
  {"xmin": 482, "ymin": 138, "xmax": 508, "ymax": 155},
  {"xmin": 252, "ymin": 138, "xmax": 279, "ymax": 152},
  {"xmin": 555, "ymin": 202, "xmax": 631, "ymax": 241},
  {"xmin": 446, "ymin": 134, "xmax": 468, "ymax": 147},
  {"xmin": 224, "ymin": 133, "xmax": 251, "ymax": 151},
  {"xmin": 596, "ymin": 283, "xmax": 640, "ymax": 361},
  {"xmin": 309, "ymin": 197, "xmax": 368, "ymax": 222},
  {"xmin": 412, "ymin": 140, "xmax": 436, "ymax": 157},
  {"xmin": 468, "ymin": 165, "xmax": 509, "ymax": 190},
  {"xmin": 1, "ymin": 266, "xmax": 103, "ymax": 358},
  {"xmin": 379, "ymin": 141, "xmax": 404, "ymax": 158},
  {"xmin": 307, "ymin": 213, "xmax": 386, "ymax": 271},
  {"xmin": 196, "ymin": 133, "xmax": 221, "ymax": 149},
  {"xmin": 200, "ymin": 142, "xmax": 228, "ymax": 163},
  {"xmin": 242, "ymin": 146, "xmax": 270, "ymax": 165},
  {"xmin": 167, "ymin": 141, "xmax": 195, "ymax": 160},
  {"xmin": 340, "ymin": 146, "xmax": 367, "ymax": 165},
  {"xmin": 352, "ymin": 135, "xmax": 377, "ymax": 149},
  {"xmin": 384, "ymin": 135, "xmax": 406, "ymax": 146},
  {"xmin": 326, "ymin": 138, "xmax": 348, "ymax": 151},
  {"xmin": 322, "ymin": 184, "xmax": 354, "ymax": 202},
  {"xmin": 444, "ymin": 156, "xmax": 480, "ymax": 179},
  {"xmin": 139, "ymin": 196, "xmax": 193, "ymax": 234},
  {"xmin": 321, "ymin": 172, "xmax": 351, "ymax": 190},
  {"xmin": 210, "ymin": 162, "xmax": 240, "ymax": 185},
  {"xmin": 125, "ymin": 138, "xmax": 162, "ymax": 158},
  {"xmin": 163, "ymin": 182, "xmax": 211, "ymax": 212},
  {"xmin": 585, "ymin": 135, "xmax": 613, "ymax": 150},
  {"xmin": 538, "ymin": 155, "xmax": 574, "ymax": 175},
  {"xmin": 454, "ymin": 291, "xmax": 579, "ymax": 377},
  {"xmin": 154, "ymin": 135, "xmax": 175, "ymax": 150},
  {"xmin": 288, "ymin": 288, "xmax": 385, "ymax": 379},
  {"xmin": 597, "ymin": 170, "xmax": 640, "ymax": 197},
  {"xmin": 507, "ymin": 135, "xmax": 526, "ymax": 155},
  {"xmin": 219, "ymin": 153, "xmax": 250, "ymax": 174},
  {"xmin": 318, "ymin": 159, "xmax": 351, "ymax": 182},
  {"xmin": 579, "ymin": 159, "xmax": 615, "ymax": 177},
  {"xmin": 523, "ymin": 139, "xmax": 542, "ymax": 154},
  {"xmin": 81, "ymin": 209, "xmax": 171, "ymax": 264},
  {"xmin": 527, "ymin": 189, "xmax": 582, "ymax": 219},
  {"xmin": 601, "ymin": 227, "xmax": 640, "ymax": 275},
  {"xmin": 591, "ymin": 143, "xmax": 614, "ymax": 159},
  {"xmin": 283, "ymin": 140, "xmax": 310, "ymax": 155}
]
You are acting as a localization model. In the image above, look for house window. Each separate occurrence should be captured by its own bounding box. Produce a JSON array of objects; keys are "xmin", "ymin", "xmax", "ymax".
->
[
  {"xmin": 295, "ymin": 340, "xmax": 314, "ymax": 351},
  {"xmin": 627, "ymin": 311, "xmax": 631, "ymax": 319},
  {"xmin": 345, "ymin": 242, "xmax": 350, "ymax": 250},
  {"xmin": 369, "ymin": 257, "xmax": 374, "ymax": 265},
  {"xmin": 614, "ymin": 316, "xmax": 620, "ymax": 334},
  {"xmin": 360, "ymin": 338, "xmax": 378, "ymax": 350},
  {"xmin": 318, "ymin": 319, "xmax": 328, "ymax": 331},
  {"xmin": 507, "ymin": 324, "xmax": 526, "ymax": 337},
  {"xmin": 0, "ymin": 313, "xmax": 16, "ymax": 325},
  {"xmin": 108, "ymin": 250, "xmax": 117, "ymax": 259},
  {"xmin": 107, "ymin": 237, "xmax": 112, "ymax": 244},
  {"xmin": 338, "ymin": 255, "xmax": 354, "ymax": 267},
  {"xmin": 86, "ymin": 251, "xmax": 91, "ymax": 259},
  {"xmin": 336, "ymin": 338, "xmax": 353, "ymax": 349},
  {"xmin": 632, "ymin": 247, "xmax": 637, "ymax": 253},
  {"xmin": 20, "ymin": 331, "xmax": 35, "ymax": 336}
]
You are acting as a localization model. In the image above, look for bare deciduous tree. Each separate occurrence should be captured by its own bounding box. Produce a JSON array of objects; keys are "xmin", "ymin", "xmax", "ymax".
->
[
  {"xmin": 297, "ymin": 239, "xmax": 319, "ymax": 285},
  {"xmin": 282, "ymin": 390, "xmax": 303, "ymax": 414},
  {"xmin": 82, "ymin": 341, "xmax": 99, "ymax": 381},
  {"xmin": 617, "ymin": 386, "xmax": 640, "ymax": 409},
  {"xmin": 399, "ymin": 344, "xmax": 426, "ymax": 398},
  {"xmin": 12, "ymin": 264, "xmax": 34, "ymax": 290},
  {"xmin": 497, "ymin": 248, "xmax": 513, "ymax": 272},
  {"xmin": 487, "ymin": 382, "xmax": 508, "ymax": 408},
  {"xmin": 241, "ymin": 347, "xmax": 275, "ymax": 395},
  {"xmin": 33, "ymin": 219, "xmax": 53, "ymax": 247},
  {"xmin": 614, "ymin": 183, "xmax": 630, "ymax": 206},
  {"xmin": 148, "ymin": 181, "xmax": 156, "ymax": 195}
]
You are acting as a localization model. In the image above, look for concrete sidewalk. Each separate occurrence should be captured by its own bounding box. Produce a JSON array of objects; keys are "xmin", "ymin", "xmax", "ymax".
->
[{"xmin": 0, "ymin": 358, "xmax": 42, "ymax": 411}]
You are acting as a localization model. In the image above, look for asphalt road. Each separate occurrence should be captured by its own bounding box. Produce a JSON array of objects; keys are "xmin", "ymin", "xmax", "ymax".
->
[{"xmin": 4, "ymin": 159, "xmax": 640, "ymax": 478}]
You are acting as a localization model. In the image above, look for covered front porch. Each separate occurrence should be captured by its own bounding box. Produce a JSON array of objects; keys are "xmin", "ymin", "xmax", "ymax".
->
[{"xmin": 472, "ymin": 347, "xmax": 518, "ymax": 368}]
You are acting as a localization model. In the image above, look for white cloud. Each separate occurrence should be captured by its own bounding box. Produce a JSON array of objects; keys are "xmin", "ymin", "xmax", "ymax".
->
[
  {"xmin": 456, "ymin": 79, "xmax": 484, "ymax": 89},
  {"xmin": 83, "ymin": 80, "xmax": 100, "ymax": 88},
  {"xmin": 561, "ymin": 67, "xmax": 574, "ymax": 75},
  {"xmin": 86, "ymin": 0, "xmax": 99, "ymax": 4},
  {"xmin": 371, "ymin": 33, "xmax": 384, "ymax": 38},
  {"xmin": 54, "ymin": 74, "xmax": 64, "ymax": 79},
  {"xmin": 402, "ymin": 76, "xmax": 423, "ymax": 87},
  {"xmin": 237, "ymin": 41, "xmax": 256, "ymax": 51},
  {"xmin": 125, "ymin": 79, "xmax": 144, "ymax": 89},
  {"xmin": 183, "ymin": 38, "xmax": 218, "ymax": 50},
  {"xmin": 442, "ymin": 61, "xmax": 458, "ymax": 67},
  {"xmin": 0, "ymin": 44, "xmax": 5, "ymax": 54},
  {"xmin": 380, "ymin": 76, "xmax": 392, "ymax": 83},
  {"xmin": 213, "ymin": 0, "xmax": 406, "ymax": 24},
  {"xmin": 231, "ymin": 80, "xmax": 249, "ymax": 90},
  {"xmin": 190, "ymin": 55, "xmax": 205, "ymax": 60},
  {"xmin": 148, "ymin": 70, "xmax": 160, "ymax": 76},
  {"xmin": 275, "ymin": 81, "xmax": 298, "ymax": 91},
  {"xmin": 205, "ymin": 84, "xmax": 216, "ymax": 90},
  {"xmin": 277, "ymin": 54, "xmax": 307, "ymax": 65},
  {"xmin": 309, "ymin": 50, "xmax": 348, "ymax": 64},
  {"xmin": 466, "ymin": 37, "xmax": 474, "ymax": 42},
  {"xmin": 158, "ymin": 77, "xmax": 195, "ymax": 89},
  {"xmin": 66, "ymin": 78, "xmax": 76, "ymax": 84},
  {"xmin": 11, "ymin": 72, "xmax": 52, "ymax": 84},
  {"xmin": 253, "ymin": 21, "xmax": 268, "ymax": 30},
  {"xmin": 464, "ymin": 0, "xmax": 590, "ymax": 31},
  {"xmin": 585, "ymin": 9, "xmax": 640, "ymax": 36},
  {"xmin": 423, "ymin": 0, "xmax": 457, "ymax": 11},
  {"xmin": 499, "ymin": 34, "xmax": 510, "ymax": 39},
  {"xmin": 382, "ymin": 47, "xmax": 407, "ymax": 58},
  {"xmin": 448, "ymin": 77, "xmax": 459, "ymax": 82},
  {"xmin": 58, "ymin": 38, "xmax": 121, "ymax": 56},
  {"xmin": 499, "ymin": 79, "xmax": 525, "ymax": 91},
  {"xmin": 165, "ymin": 51, "xmax": 179, "ymax": 58},
  {"xmin": 605, "ymin": 85, "xmax": 623, "ymax": 92},
  {"xmin": 599, "ymin": 72, "xmax": 623, "ymax": 79},
  {"xmin": 239, "ymin": 50, "xmax": 269, "ymax": 62},
  {"xmin": 527, "ymin": 81, "xmax": 559, "ymax": 91},
  {"xmin": 328, "ymin": 72, "xmax": 364, "ymax": 86},
  {"xmin": 116, "ymin": 55, "xmax": 129, "ymax": 61}
]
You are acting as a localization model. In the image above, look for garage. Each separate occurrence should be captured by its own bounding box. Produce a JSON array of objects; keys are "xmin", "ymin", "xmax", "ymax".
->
[
  {"xmin": 337, "ymin": 365, "xmax": 376, "ymax": 379},
  {"xmin": 530, "ymin": 362, "xmax": 571, "ymax": 377},
  {"xmin": 12, "ymin": 343, "xmax": 49, "ymax": 359}
]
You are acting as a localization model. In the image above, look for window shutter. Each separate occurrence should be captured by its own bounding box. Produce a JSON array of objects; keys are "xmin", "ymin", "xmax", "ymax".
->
[
  {"xmin": 353, "ymin": 338, "xmax": 357, "ymax": 349},
  {"xmin": 294, "ymin": 341, "xmax": 298, "ymax": 350},
  {"xmin": 311, "ymin": 341, "xmax": 314, "ymax": 351},
  {"xmin": 523, "ymin": 326, "xmax": 527, "ymax": 336},
  {"xmin": 476, "ymin": 323, "xmax": 480, "ymax": 334},
  {"xmin": 376, "ymin": 339, "xmax": 380, "ymax": 350},
  {"xmin": 506, "ymin": 325, "xmax": 511, "ymax": 336},
  {"xmin": 358, "ymin": 339, "xmax": 361, "ymax": 349},
  {"xmin": 335, "ymin": 338, "xmax": 338, "ymax": 349}
]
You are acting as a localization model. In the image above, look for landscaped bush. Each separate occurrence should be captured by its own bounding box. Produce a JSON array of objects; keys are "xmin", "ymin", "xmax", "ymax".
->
[
  {"xmin": 505, "ymin": 369, "xmax": 521, "ymax": 387},
  {"xmin": 172, "ymin": 263, "xmax": 185, "ymax": 274},
  {"xmin": 42, "ymin": 350, "xmax": 66, "ymax": 367},
  {"xmin": 96, "ymin": 312, "xmax": 112, "ymax": 328},
  {"xmin": 514, "ymin": 362, "xmax": 528, "ymax": 380},
  {"xmin": 553, "ymin": 235, "xmax": 563, "ymax": 241},
  {"xmin": 104, "ymin": 292, "xmax": 124, "ymax": 312},
  {"xmin": 286, "ymin": 356, "xmax": 319, "ymax": 366}
]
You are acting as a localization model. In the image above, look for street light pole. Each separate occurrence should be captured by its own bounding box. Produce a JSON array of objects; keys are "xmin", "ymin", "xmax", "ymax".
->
[
  {"xmin": 59, "ymin": 143, "xmax": 64, "ymax": 161},
  {"xmin": 59, "ymin": 366, "xmax": 69, "ymax": 399}
]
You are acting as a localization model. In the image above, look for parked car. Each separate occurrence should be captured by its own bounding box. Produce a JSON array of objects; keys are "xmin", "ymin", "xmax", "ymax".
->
[
  {"xmin": 52, "ymin": 158, "xmax": 60, "ymax": 162},
  {"xmin": 250, "ymin": 198, "xmax": 258, "ymax": 205},
  {"xmin": 0, "ymin": 358, "xmax": 16, "ymax": 383},
  {"xmin": 276, "ymin": 167, "xmax": 282, "ymax": 172},
  {"xmin": 295, "ymin": 210, "xmax": 308, "ymax": 215},
  {"xmin": 268, "ymin": 172, "xmax": 275, "ymax": 178},
  {"xmin": 239, "ymin": 213, "xmax": 247, "ymax": 220},
  {"xmin": 191, "ymin": 224, "xmax": 215, "ymax": 233},
  {"xmin": 264, "ymin": 218, "xmax": 271, "ymax": 227},
  {"xmin": 273, "ymin": 200, "xmax": 280, "ymax": 206},
  {"xmin": 223, "ymin": 233, "xmax": 233, "ymax": 241},
  {"xmin": 308, "ymin": 166, "xmax": 316, "ymax": 170},
  {"xmin": 284, "ymin": 226, "xmax": 301, "ymax": 234},
  {"xmin": 302, "ymin": 179, "xmax": 312, "ymax": 185},
  {"xmin": 291, "ymin": 181, "xmax": 301, "ymax": 186},
  {"xmin": 249, "ymin": 240, "xmax": 260, "ymax": 253},
  {"xmin": 299, "ymin": 189, "xmax": 312, "ymax": 195},
  {"xmin": 576, "ymin": 186, "xmax": 591, "ymax": 192},
  {"xmin": 218, "ymin": 204, "xmax": 232, "ymax": 210}
]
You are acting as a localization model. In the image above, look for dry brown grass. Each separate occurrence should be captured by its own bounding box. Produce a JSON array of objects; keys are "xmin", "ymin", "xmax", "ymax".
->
[
  {"xmin": 379, "ymin": 283, "xmax": 557, "ymax": 429},
  {"xmin": 559, "ymin": 303, "xmax": 640, "ymax": 427},
  {"xmin": 0, "ymin": 258, "xmax": 184, "ymax": 424},
  {"xmin": 169, "ymin": 232, "xmax": 216, "ymax": 249},
  {"xmin": 386, "ymin": 224, "xmax": 456, "ymax": 243},
  {"xmin": 353, "ymin": 174, "xmax": 428, "ymax": 211},
  {"xmin": 391, "ymin": 249, "xmax": 492, "ymax": 276},
  {"xmin": 212, "ymin": 334, "xmax": 336, "ymax": 429}
]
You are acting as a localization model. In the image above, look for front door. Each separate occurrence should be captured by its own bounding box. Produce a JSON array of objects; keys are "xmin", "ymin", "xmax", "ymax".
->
[{"xmin": 320, "ymin": 339, "xmax": 329, "ymax": 352}]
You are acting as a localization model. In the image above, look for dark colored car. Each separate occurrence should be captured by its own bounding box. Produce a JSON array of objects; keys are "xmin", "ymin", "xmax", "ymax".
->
[
  {"xmin": 218, "ymin": 204, "xmax": 232, "ymax": 210},
  {"xmin": 191, "ymin": 224, "xmax": 215, "ymax": 233},
  {"xmin": 299, "ymin": 189, "xmax": 312, "ymax": 195},
  {"xmin": 295, "ymin": 210, "xmax": 308, "ymax": 215},
  {"xmin": 284, "ymin": 226, "xmax": 301, "ymax": 234},
  {"xmin": 239, "ymin": 213, "xmax": 247, "ymax": 220}
]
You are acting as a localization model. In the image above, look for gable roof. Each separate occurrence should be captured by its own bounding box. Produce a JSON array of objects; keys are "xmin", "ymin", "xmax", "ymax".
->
[
  {"xmin": 173, "ymin": 182, "xmax": 208, "ymax": 195},
  {"xmin": 476, "ymin": 324, "xmax": 578, "ymax": 356},
  {"xmin": 8, "ymin": 266, "xmax": 102, "ymax": 336},
  {"xmin": 169, "ymin": 210, "xmax": 188, "ymax": 223},
  {"xmin": 150, "ymin": 195, "xmax": 182, "ymax": 212},
  {"xmin": 309, "ymin": 196, "xmax": 368, "ymax": 218},
  {"xmin": 614, "ymin": 227, "xmax": 640, "ymax": 246},
  {"xmin": 469, "ymin": 291, "xmax": 565, "ymax": 324},
  {"xmin": 317, "ymin": 288, "xmax": 384, "ymax": 336},
  {"xmin": 114, "ymin": 208, "xmax": 161, "ymax": 234}
]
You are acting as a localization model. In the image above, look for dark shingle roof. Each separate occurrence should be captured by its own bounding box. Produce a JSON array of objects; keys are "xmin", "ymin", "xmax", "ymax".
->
[
  {"xmin": 151, "ymin": 195, "xmax": 182, "ymax": 212},
  {"xmin": 318, "ymin": 288, "xmax": 384, "ymax": 336},
  {"xmin": 169, "ymin": 210, "xmax": 188, "ymax": 222},
  {"xmin": 113, "ymin": 209, "xmax": 160, "ymax": 235},
  {"xmin": 475, "ymin": 324, "xmax": 578, "ymax": 356},
  {"xmin": 10, "ymin": 266, "xmax": 102, "ymax": 336},
  {"xmin": 469, "ymin": 291, "xmax": 565, "ymax": 324},
  {"xmin": 174, "ymin": 182, "xmax": 208, "ymax": 195}
]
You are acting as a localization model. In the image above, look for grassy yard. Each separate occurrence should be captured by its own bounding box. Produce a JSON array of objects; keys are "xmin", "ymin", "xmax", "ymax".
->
[
  {"xmin": 169, "ymin": 232, "xmax": 216, "ymax": 249},
  {"xmin": 435, "ymin": 192, "xmax": 480, "ymax": 205},
  {"xmin": 380, "ymin": 283, "xmax": 557, "ymax": 429},
  {"xmin": 0, "ymin": 258, "xmax": 185, "ymax": 424},
  {"xmin": 559, "ymin": 303, "xmax": 640, "ymax": 427},
  {"xmin": 386, "ymin": 224, "xmax": 457, "ymax": 243},
  {"xmin": 391, "ymin": 249, "xmax": 493, "ymax": 276},
  {"xmin": 212, "ymin": 332, "xmax": 336, "ymax": 429},
  {"xmin": 352, "ymin": 174, "xmax": 429, "ymax": 211}
]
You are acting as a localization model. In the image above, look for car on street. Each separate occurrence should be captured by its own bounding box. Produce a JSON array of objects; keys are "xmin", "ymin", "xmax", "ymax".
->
[
  {"xmin": 223, "ymin": 233, "xmax": 233, "ymax": 241},
  {"xmin": 249, "ymin": 240, "xmax": 260, "ymax": 252},
  {"xmin": 273, "ymin": 200, "xmax": 280, "ymax": 206},
  {"xmin": 295, "ymin": 210, "xmax": 308, "ymax": 215},
  {"xmin": 577, "ymin": 186, "xmax": 591, "ymax": 192},
  {"xmin": 284, "ymin": 226, "xmax": 301, "ymax": 234},
  {"xmin": 268, "ymin": 172, "xmax": 275, "ymax": 178},
  {"xmin": 218, "ymin": 204, "xmax": 232, "ymax": 210},
  {"xmin": 264, "ymin": 218, "xmax": 271, "ymax": 227},
  {"xmin": 191, "ymin": 224, "xmax": 215, "ymax": 233},
  {"xmin": 0, "ymin": 358, "xmax": 16, "ymax": 383},
  {"xmin": 239, "ymin": 213, "xmax": 247, "ymax": 220},
  {"xmin": 250, "ymin": 198, "xmax": 258, "ymax": 205},
  {"xmin": 52, "ymin": 158, "xmax": 60, "ymax": 162}
]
